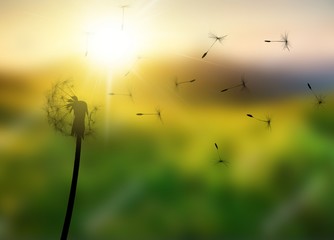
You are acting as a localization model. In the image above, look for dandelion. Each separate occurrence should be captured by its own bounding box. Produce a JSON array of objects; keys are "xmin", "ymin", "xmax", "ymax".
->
[
  {"xmin": 265, "ymin": 32, "xmax": 290, "ymax": 51},
  {"xmin": 202, "ymin": 32, "xmax": 227, "ymax": 58},
  {"xmin": 136, "ymin": 107, "xmax": 163, "ymax": 124},
  {"xmin": 174, "ymin": 77, "xmax": 196, "ymax": 89},
  {"xmin": 214, "ymin": 143, "xmax": 229, "ymax": 166},
  {"xmin": 45, "ymin": 79, "xmax": 97, "ymax": 239},
  {"xmin": 247, "ymin": 114, "xmax": 272, "ymax": 130},
  {"xmin": 307, "ymin": 83, "xmax": 325, "ymax": 106},
  {"xmin": 221, "ymin": 74, "xmax": 248, "ymax": 92}
]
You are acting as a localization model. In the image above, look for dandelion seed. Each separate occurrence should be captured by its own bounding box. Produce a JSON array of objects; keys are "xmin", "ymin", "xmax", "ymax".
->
[
  {"xmin": 174, "ymin": 77, "xmax": 196, "ymax": 89},
  {"xmin": 136, "ymin": 108, "xmax": 163, "ymax": 124},
  {"xmin": 221, "ymin": 74, "xmax": 248, "ymax": 92},
  {"xmin": 202, "ymin": 32, "xmax": 227, "ymax": 58},
  {"xmin": 247, "ymin": 114, "xmax": 272, "ymax": 130},
  {"xmin": 109, "ymin": 89, "xmax": 134, "ymax": 102},
  {"xmin": 307, "ymin": 83, "xmax": 325, "ymax": 106},
  {"xmin": 214, "ymin": 143, "xmax": 229, "ymax": 166},
  {"xmin": 265, "ymin": 32, "xmax": 290, "ymax": 51}
]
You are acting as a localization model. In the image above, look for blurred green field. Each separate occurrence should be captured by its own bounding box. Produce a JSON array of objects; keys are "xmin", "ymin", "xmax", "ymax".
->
[{"xmin": 1, "ymin": 89, "xmax": 334, "ymax": 239}]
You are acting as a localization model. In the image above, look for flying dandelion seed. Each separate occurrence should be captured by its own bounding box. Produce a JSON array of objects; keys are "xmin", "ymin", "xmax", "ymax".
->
[
  {"xmin": 109, "ymin": 90, "xmax": 134, "ymax": 102},
  {"xmin": 45, "ymin": 79, "xmax": 97, "ymax": 239},
  {"xmin": 174, "ymin": 77, "xmax": 196, "ymax": 90},
  {"xmin": 120, "ymin": 5, "xmax": 129, "ymax": 30},
  {"xmin": 214, "ymin": 143, "xmax": 229, "ymax": 166},
  {"xmin": 265, "ymin": 32, "xmax": 290, "ymax": 51},
  {"xmin": 307, "ymin": 83, "xmax": 325, "ymax": 106},
  {"xmin": 247, "ymin": 114, "xmax": 272, "ymax": 130},
  {"xmin": 221, "ymin": 74, "xmax": 248, "ymax": 92},
  {"xmin": 136, "ymin": 108, "xmax": 163, "ymax": 124},
  {"xmin": 202, "ymin": 32, "xmax": 227, "ymax": 58}
]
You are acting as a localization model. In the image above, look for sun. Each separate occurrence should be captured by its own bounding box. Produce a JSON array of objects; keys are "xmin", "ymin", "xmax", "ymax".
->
[{"xmin": 86, "ymin": 25, "xmax": 141, "ymax": 67}]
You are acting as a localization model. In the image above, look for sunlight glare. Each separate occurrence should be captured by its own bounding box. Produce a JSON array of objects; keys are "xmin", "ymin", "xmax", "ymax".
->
[{"xmin": 88, "ymin": 25, "xmax": 140, "ymax": 67}]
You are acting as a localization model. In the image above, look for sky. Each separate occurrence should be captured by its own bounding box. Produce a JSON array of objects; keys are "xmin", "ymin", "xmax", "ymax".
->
[{"xmin": 0, "ymin": 0, "xmax": 333, "ymax": 72}]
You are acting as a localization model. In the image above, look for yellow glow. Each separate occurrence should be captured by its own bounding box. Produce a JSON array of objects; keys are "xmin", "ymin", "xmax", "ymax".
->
[{"xmin": 87, "ymin": 25, "xmax": 141, "ymax": 67}]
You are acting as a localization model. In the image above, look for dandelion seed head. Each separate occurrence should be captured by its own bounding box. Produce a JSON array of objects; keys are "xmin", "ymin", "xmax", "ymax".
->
[
  {"xmin": 316, "ymin": 95, "xmax": 325, "ymax": 106},
  {"xmin": 281, "ymin": 32, "xmax": 290, "ymax": 51},
  {"xmin": 45, "ymin": 79, "xmax": 97, "ymax": 137},
  {"xmin": 265, "ymin": 116, "xmax": 272, "ymax": 130},
  {"xmin": 209, "ymin": 33, "xmax": 227, "ymax": 43}
]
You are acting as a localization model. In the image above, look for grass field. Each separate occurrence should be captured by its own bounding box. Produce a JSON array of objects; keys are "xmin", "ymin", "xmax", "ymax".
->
[{"xmin": 1, "ymin": 69, "xmax": 334, "ymax": 239}]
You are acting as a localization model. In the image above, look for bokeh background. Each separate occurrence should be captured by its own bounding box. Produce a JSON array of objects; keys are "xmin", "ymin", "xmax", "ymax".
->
[{"xmin": 1, "ymin": 0, "xmax": 334, "ymax": 239}]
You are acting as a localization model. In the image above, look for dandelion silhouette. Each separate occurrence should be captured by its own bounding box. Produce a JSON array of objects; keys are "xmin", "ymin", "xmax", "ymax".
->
[
  {"xmin": 247, "ymin": 114, "xmax": 272, "ymax": 130},
  {"xmin": 120, "ymin": 5, "xmax": 129, "ymax": 30},
  {"xmin": 202, "ymin": 33, "xmax": 227, "ymax": 58},
  {"xmin": 214, "ymin": 143, "xmax": 229, "ymax": 166},
  {"xmin": 109, "ymin": 90, "xmax": 134, "ymax": 102},
  {"xmin": 221, "ymin": 74, "xmax": 248, "ymax": 92},
  {"xmin": 45, "ymin": 79, "xmax": 97, "ymax": 239},
  {"xmin": 265, "ymin": 32, "xmax": 290, "ymax": 51},
  {"xmin": 136, "ymin": 108, "xmax": 163, "ymax": 124},
  {"xmin": 46, "ymin": 80, "xmax": 96, "ymax": 136},
  {"xmin": 174, "ymin": 77, "xmax": 196, "ymax": 90},
  {"xmin": 307, "ymin": 83, "xmax": 325, "ymax": 106}
]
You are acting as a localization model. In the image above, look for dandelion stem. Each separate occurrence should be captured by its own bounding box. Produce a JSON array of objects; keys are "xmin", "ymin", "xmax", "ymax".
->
[
  {"xmin": 266, "ymin": 40, "xmax": 285, "ymax": 42},
  {"xmin": 221, "ymin": 84, "xmax": 242, "ymax": 92},
  {"xmin": 214, "ymin": 143, "xmax": 228, "ymax": 167},
  {"xmin": 207, "ymin": 39, "xmax": 218, "ymax": 52},
  {"xmin": 215, "ymin": 143, "xmax": 222, "ymax": 160},
  {"xmin": 307, "ymin": 83, "xmax": 324, "ymax": 105},
  {"xmin": 179, "ymin": 79, "xmax": 196, "ymax": 84},
  {"xmin": 176, "ymin": 79, "xmax": 196, "ymax": 87},
  {"xmin": 221, "ymin": 75, "xmax": 247, "ymax": 92},
  {"xmin": 61, "ymin": 136, "xmax": 82, "ymax": 240}
]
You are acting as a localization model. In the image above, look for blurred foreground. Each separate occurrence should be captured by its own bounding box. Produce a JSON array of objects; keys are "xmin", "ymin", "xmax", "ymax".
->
[{"xmin": 1, "ymin": 60, "xmax": 334, "ymax": 239}]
